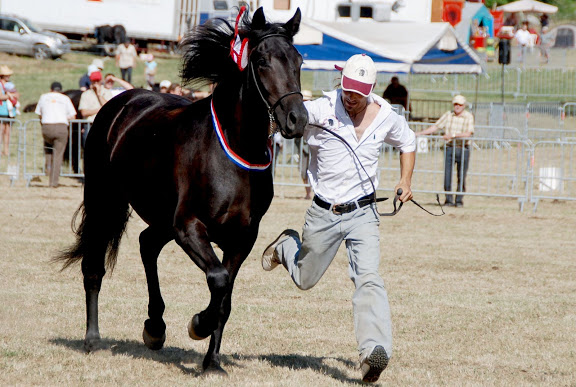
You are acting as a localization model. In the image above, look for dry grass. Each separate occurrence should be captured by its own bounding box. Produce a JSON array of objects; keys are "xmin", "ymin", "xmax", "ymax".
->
[{"xmin": 1, "ymin": 178, "xmax": 575, "ymax": 386}]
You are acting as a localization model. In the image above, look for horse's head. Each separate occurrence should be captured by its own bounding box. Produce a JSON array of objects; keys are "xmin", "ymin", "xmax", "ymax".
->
[{"xmin": 247, "ymin": 7, "xmax": 308, "ymax": 139}]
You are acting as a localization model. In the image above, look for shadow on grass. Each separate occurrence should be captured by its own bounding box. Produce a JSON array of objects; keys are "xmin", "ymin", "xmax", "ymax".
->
[{"xmin": 50, "ymin": 337, "xmax": 361, "ymax": 383}]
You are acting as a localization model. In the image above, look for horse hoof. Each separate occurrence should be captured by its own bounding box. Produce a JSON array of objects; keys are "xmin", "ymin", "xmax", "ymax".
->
[
  {"xmin": 143, "ymin": 326, "xmax": 166, "ymax": 350},
  {"xmin": 203, "ymin": 364, "xmax": 228, "ymax": 377},
  {"xmin": 187, "ymin": 314, "xmax": 208, "ymax": 340},
  {"xmin": 83, "ymin": 334, "xmax": 101, "ymax": 353}
]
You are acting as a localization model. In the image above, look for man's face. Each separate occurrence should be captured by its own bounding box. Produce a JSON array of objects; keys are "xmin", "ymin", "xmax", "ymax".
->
[
  {"xmin": 104, "ymin": 77, "xmax": 114, "ymax": 89},
  {"xmin": 342, "ymin": 90, "xmax": 367, "ymax": 113},
  {"xmin": 453, "ymin": 103, "xmax": 465, "ymax": 115}
]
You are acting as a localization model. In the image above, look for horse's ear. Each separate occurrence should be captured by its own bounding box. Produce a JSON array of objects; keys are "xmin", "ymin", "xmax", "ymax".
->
[
  {"xmin": 252, "ymin": 7, "xmax": 266, "ymax": 30},
  {"xmin": 283, "ymin": 8, "xmax": 301, "ymax": 37}
]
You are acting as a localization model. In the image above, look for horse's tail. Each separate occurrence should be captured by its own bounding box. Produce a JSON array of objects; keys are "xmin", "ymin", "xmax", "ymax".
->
[{"xmin": 53, "ymin": 118, "xmax": 130, "ymax": 273}]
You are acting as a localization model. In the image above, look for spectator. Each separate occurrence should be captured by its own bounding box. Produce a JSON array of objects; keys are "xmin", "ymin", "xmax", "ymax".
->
[
  {"xmin": 4, "ymin": 81, "xmax": 20, "ymax": 118},
  {"xmin": 168, "ymin": 83, "xmax": 183, "ymax": 96},
  {"xmin": 78, "ymin": 71, "xmax": 114, "ymax": 144},
  {"xmin": 115, "ymin": 39, "xmax": 138, "ymax": 84},
  {"xmin": 514, "ymin": 21, "xmax": 531, "ymax": 64},
  {"xmin": 159, "ymin": 80, "xmax": 171, "ymax": 93},
  {"xmin": 540, "ymin": 14, "xmax": 549, "ymax": 30},
  {"xmin": 415, "ymin": 94, "xmax": 474, "ymax": 207},
  {"xmin": 261, "ymin": 54, "xmax": 415, "ymax": 383},
  {"xmin": 103, "ymin": 73, "xmax": 134, "ymax": 96},
  {"xmin": 539, "ymin": 26, "xmax": 553, "ymax": 64},
  {"xmin": 382, "ymin": 76, "xmax": 409, "ymax": 111},
  {"xmin": 79, "ymin": 59, "xmax": 104, "ymax": 91},
  {"xmin": 142, "ymin": 53, "xmax": 157, "ymax": 90},
  {"xmin": 0, "ymin": 65, "xmax": 18, "ymax": 156},
  {"xmin": 34, "ymin": 82, "xmax": 77, "ymax": 188}
]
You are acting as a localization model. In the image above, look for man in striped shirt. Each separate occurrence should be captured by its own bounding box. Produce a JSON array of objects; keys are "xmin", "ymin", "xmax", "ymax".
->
[{"xmin": 416, "ymin": 95, "xmax": 474, "ymax": 207}]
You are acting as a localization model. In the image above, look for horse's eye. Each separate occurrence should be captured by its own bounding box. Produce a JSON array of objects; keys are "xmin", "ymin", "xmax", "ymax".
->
[{"xmin": 256, "ymin": 57, "xmax": 268, "ymax": 67}]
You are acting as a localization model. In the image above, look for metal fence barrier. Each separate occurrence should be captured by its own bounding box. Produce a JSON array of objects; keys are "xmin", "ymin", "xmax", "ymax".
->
[
  {"xmin": 5, "ymin": 119, "xmax": 576, "ymax": 212},
  {"xmin": 21, "ymin": 119, "xmax": 90, "ymax": 186},
  {"xmin": 0, "ymin": 118, "xmax": 23, "ymax": 186}
]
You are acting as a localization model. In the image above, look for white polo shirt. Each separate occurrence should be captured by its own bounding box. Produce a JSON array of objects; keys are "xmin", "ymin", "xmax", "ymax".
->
[
  {"xmin": 35, "ymin": 92, "xmax": 76, "ymax": 125},
  {"xmin": 304, "ymin": 90, "xmax": 416, "ymax": 204}
]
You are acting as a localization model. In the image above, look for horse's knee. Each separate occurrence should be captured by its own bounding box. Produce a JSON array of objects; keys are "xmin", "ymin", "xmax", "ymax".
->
[{"xmin": 207, "ymin": 268, "xmax": 229, "ymax": 294}]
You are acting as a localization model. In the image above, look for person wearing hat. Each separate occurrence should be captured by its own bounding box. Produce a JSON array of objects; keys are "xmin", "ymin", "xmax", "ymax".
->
[
  {"xmin": 0, "ymin": 65, "xmax": 18, "ymax": 156},
  {"xmin": 34, "ymin": 82, "xmax": 77, "ymax": 187},
  {"xmin": 415, "ymin": 94, "xmax": 474, "ymax": 207},
  {"xmin": 159, "ymin": 80, "xmax": 171, "ymax": 93},
  {"xmin": 79, "ymin": 71, "xmax": 113, "ymax": 122},
  {"xmin": 78, "ymin": 71, "xmax": 114, "ymax": 144},
  {"xmin": 261, "ymin": 54, "xmax": 416, "ymax": 383},
  {"xmin": 79, "ymin": 59, "xmax": 105, "ymax": 91}
]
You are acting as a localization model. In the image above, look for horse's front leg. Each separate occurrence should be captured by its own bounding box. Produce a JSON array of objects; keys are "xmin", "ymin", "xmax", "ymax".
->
[
  {"xmin": 174, "ymin": 217, "xmax": 230, "ymax": 373},
  {"xmin": 201, "ymin": 241, "xmax": 253, "ymax": 374},
  {"xmin": 139, "ymin": 226, "xmax": 174, "ymax": 350}
]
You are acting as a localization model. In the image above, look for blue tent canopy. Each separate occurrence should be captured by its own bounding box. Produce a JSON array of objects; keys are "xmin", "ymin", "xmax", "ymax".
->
[{"xmin": 294, "ymin": 19, "xmax": 483, "ymax": 74}]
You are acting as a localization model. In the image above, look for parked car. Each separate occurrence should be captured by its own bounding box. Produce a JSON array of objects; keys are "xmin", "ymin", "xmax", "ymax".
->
[{"xmin": 0, "ymin": 14, "xmax": 70, "ymax": 59}]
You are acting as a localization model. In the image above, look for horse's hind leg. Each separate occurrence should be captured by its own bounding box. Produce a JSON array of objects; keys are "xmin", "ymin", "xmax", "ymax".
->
[
  {"xmin": 139, "ymin": 226, "xmax": 174, "ymax": 350},
  {"xmin": 82, "ymin": 245, "xmax": 108, "ymax": 352}
]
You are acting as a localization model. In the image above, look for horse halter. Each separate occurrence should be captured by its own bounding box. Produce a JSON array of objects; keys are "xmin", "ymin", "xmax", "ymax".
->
[{"xmin": 247, "ymin": 33, "xmax": 303, "ymax": 136}]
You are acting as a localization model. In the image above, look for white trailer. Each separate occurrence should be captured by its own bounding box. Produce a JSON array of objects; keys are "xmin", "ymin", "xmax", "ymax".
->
[{"xmin": 0, "ymin": 0, "xmax": 244, "ymax": 43}]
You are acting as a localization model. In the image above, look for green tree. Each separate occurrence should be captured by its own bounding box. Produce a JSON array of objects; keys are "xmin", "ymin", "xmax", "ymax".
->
[{"xmin": 483, "ymin": 0, "xmax": 576, "ymax": 22}]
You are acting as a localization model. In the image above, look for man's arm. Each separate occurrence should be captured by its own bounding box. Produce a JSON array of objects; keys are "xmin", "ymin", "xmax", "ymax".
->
[
  {"xmin": 415, "ymin": 124, "xmax": 439, "ymax": 136},
  {"xmin": 395, "ymin": 151, "xmax": 415, "ymax": 203}
]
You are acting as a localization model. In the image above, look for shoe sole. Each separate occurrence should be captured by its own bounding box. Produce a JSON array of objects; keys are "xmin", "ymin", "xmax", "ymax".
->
[
  {"xmin": 361, "ymin": 346, "xmax": 389, "ymax": 383},
  {"xmin": 261, "ymin": 229, "xmax": 299, "ymax": 271}
]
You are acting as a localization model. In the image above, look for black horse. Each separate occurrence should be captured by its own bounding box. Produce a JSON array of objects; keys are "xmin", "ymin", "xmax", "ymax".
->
[{"xmin": 55, "ymin": 7, "xmax": 307, "ymax": 374}]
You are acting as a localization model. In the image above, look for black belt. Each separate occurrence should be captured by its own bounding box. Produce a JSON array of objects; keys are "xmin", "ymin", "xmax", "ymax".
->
[{"xmin": 313, "ymin": 193, "xmax": 375, "ymax": 215}]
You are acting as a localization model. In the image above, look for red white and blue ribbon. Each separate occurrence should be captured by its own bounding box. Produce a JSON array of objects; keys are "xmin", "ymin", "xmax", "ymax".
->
[
  {"xmin": 211, "ymin": 100, "xmax": 273, "ymax": 171},
  {"xmin": 230, "ymin": 6, "xmax": 249, "ymax": 71}
]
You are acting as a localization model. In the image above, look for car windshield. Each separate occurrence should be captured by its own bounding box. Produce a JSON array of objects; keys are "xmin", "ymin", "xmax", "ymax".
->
[{"xmin": 19, "ymin": 17, "xmax": 42, "ymax": 33}]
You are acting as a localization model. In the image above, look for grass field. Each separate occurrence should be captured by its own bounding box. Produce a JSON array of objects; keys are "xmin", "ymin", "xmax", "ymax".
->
[
  {"xmin": 0, "ymin": 180, "xmax": 575, "ymax": 385},
  {"xmin": 1, "ymin": 44, "xmax": 575, "ymax": 385}
]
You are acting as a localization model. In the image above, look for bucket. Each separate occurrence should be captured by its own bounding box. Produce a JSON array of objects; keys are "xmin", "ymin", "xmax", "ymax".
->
[{"xmin": 538, "ymin": 167, "xmax": 562, "ymax": 192}]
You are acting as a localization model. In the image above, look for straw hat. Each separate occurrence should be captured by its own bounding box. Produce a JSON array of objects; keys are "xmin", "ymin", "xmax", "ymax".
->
[{"xmin": 0, "ymin": 65, "xmax": 14, "ymax": 76}]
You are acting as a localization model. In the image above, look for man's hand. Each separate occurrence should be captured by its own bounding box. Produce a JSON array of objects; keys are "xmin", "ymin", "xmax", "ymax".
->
[{"xmin": 394, "ymin": 183, "xmax": 413, "ymax": 203}]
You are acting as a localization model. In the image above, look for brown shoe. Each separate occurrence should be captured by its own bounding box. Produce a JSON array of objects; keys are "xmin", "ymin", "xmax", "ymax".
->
[{"xmin": 261, "ymin": 229, "xmax": 299, "ymax": 271}]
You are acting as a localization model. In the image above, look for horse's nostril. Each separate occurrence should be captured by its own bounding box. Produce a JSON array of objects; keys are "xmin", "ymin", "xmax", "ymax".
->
[{"xmin": 286, "ymin": 111, "xmax": 297, "ymax": 131}]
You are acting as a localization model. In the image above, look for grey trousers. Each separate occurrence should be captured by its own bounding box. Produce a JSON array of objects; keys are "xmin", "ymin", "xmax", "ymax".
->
[
  {"xmin": 276, "ymin": 201, "xmax": 393, "ymax": 360},
  {"xmin": 42, "ymin": 123, "xmax": 68, "ymax": 187}
]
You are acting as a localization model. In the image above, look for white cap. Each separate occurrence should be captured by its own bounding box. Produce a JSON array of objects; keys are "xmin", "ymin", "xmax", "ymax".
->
[
  {"xmin": 336, "ymin": 54, "xmax": 377, "ymax": 97},
  {"xmin": 91, "ymin": 59, "xmax": 104, "ymax": 70},
  {"xmin": 159, "ymin": 80, "xmax": 171, "ymax": 89},
  {"xmin": 87, "ymin": 64, "xmax": 98, "ymax": 75},
  {"xmin": 302, "ymin": 89, "xmax": 312, "ymax": 101},
  {"xmin": 452, "ymin": 95, "xmax": 467, "ymax": 105}
]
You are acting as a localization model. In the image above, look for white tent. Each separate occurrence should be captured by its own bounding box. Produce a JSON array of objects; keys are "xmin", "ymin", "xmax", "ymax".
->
[
  {"xmin": 497, "ymin": 0, "xmax": 558, "ymax": 14},
  {"xmin": 295, "ymin": 19, "xmax": 483, "ymax": 74}
]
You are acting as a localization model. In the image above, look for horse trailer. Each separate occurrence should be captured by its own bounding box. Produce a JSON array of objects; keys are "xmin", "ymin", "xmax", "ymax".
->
[{"xmin": 0, "ymin": 0, "xmax": 246, "ymax": 44}]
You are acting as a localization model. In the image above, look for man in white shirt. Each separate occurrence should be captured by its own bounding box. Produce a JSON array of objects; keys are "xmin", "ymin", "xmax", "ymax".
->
[
  {"xmin": 35, "ymin": 82, "xmax": 77, "ymax": 187},
  {"xmin": 261, "ymin": 54, "xmax": 416, "ymax": 383},
  {"xmin": 79, "ymin": 71, "xmax": 114, "ymax": 145},
  {"xmin": 115, "ymin": 39, "xmax": 138, "ymax": 83},
  {"xmin": 514, "ymin": 21, "xmax": 531, "ymax": 64}
]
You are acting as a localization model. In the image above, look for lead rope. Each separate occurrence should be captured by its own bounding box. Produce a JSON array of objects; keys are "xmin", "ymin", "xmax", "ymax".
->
[{"xmin": 309, "ymin": 123, "xmax": 444, "ymax": 217}]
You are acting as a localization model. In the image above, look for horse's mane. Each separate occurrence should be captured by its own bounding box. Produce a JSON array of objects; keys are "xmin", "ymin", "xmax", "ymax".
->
[{"xmin": 180, "ymin": 9, "xmax": 294, "ymax": 88}]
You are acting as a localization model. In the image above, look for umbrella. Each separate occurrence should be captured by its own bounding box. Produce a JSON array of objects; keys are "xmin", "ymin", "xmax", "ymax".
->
[{"xmin": 497, "ymin": 0, "xmax": 558, "ymax": 14}]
